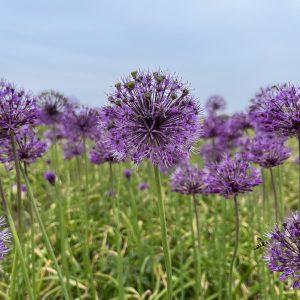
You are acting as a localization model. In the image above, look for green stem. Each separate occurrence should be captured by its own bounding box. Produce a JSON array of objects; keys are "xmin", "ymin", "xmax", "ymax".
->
[
  {"xmin": 0, "ymin": 179, "xmax": 35, "ymax": 300},
  {"xmin": 192, "ymin": 194, "xmax": 201, "ymax": 298},
  {"xmin": 228, "ymin": 196, "xmax": 239, "ymax": 300},
  {"xmin": 9, "ymin": 131, "xmax": 23, "ymax": 241},
  {"xmin": 20, "ymin": 167, "xmax": 70, "ymax": 300},
  {"xmin": 153, "ymin": 165, "xmax": 172, "ymax": 300},
  {"xmin": 82, "ymin": 136, "xmax": 97, "ymax": 299},
  {"xmin": 55, "ymin": 184, "xmax": 71, "ymax": 298},
  {"xmin": 270, "ymin": 168, "xmax": 279, "ymax": 223},
  {"xmin": 110, "ymin": 163, "xmax": 125, "ymax": 300},
  {"xmin": 9, "ymin": 249, "xmax": 18, "ymax": 299},
  {"xmin": 189, "ymin": 196, "xmax": 200, "ymax": 298},
  {"xmin": 192, "ymin": 195, "xmax": 201, "ymax": 253},
  {"xmin": 175, "ymin": 195, "xmax": 185, "ymax": 300}
]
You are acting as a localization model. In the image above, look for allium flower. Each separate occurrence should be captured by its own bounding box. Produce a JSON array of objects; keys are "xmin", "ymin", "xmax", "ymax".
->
[
  {"xmin": 63, "ymin": 106, "xmax": 99, "ymax": 140},
  {"xmin": 0, "ymin": 79, "xmax": 38, "ymax": 136},
  {"xmin": 205, "ymin": 154, "xmax": 262, "ymax": 198},
  {"xmin": 199, "ymin": 140, "xmax": 229, "ymax": 164},
  {"xmin": 44, "ymin": 171, "xmax": 56, "ymax": 185},
  {"xmin": 201, "ymin": 114, "xmax": 227, "ymax": 139},
  {"xmin": 123, "ymin": 169, "xmax": 132, "ymax": 179},
  {"xmin": 139, "ymin": 182, "xmax": 150, "ymax": 191},
  {"xmin": 44, "ymin": 125, "xmax": 64, "ymax": 143},
  {"xmin": 102, "ymin": 70, "xmax": 201, "ymax": 168},
  {"xmin": 251, "ymin": 84, "xmax": 300, "ymax": 136},
  {"xmin": 0, "ymin": 217, "xmax": 11, "ymax": 260},
  {"xmin": 63, "ymin": 140, "xmax": 84, "ymax": 160},
  {"xmin": 21, "ymin": 184, "xmax": 27, "ymax": 193},
  {"xmin": 243, "ymin": 133, "xmax": 291, "ymax": 168},
  {"xmin": 89, "ymin": 130, "xmax": 119, "ymax": 165},
  {"xmin": 264, "ymin": 212, "xmax": 300, "ymax": 288},
  {"xmin": 171, "ymin": 164, "xmax": 208, "ymax": 195},
  {"xmin": 205, "ymin": 95, "xmax": 226, "ymax": 114},
  {"xmin": 0, "ymin": 126, "xmax": 48, "ymax": 164},
  {"xmin": 228, "ymin": 112, "xmax": 253, "ymax": 132},
  {"xmin": 38, "ymin": 90, "xmax": 68, "ymax": 125}
]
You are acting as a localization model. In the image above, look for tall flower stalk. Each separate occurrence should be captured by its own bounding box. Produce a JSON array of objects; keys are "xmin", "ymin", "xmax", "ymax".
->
[
  {"xmin": 102, "ymin": 69, "xmax": 202, "ymax": 299},
  {"xmin": 171, "ymin": 163, "xmax": 207, "ymax": 298},
  {"xmin": 154, "ymin": 166, "xmax": 172, "ymax": 299},
  {"xmin": 205, "ymin": 154, "xmax": 262, "ymax": 299},
  {"xmin": 228, "ymin": 196, "xmax": 239, "ymax": 298}
]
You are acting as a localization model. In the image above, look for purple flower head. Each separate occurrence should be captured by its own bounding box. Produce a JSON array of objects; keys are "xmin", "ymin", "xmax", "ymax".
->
[
  {"xmin": 171, "ymin": 163, "xmax": 208, "ymax": 195},
  {"xmin": 199, "ymin": 139, "xmax": 229, "ymax": 164},
  {"xmin": 139, "ymin": 182, "xmax": 150, "ymax": 191},
  {"xmin": 63, "ymin": 140, "xmax": 84, "ymax": 160},
  {"xmin": 63, "ymin": 105, "xmax": 99, "ymax": 140},
  {"xmin": 264, "ymin": 212, "xmax": 300, "ymax": 288},
  {"xmin": 38, "ymin": 90, "xmax": 68, "ymax": 125},
  {"xmin": 106, "ymin": 188, "xmax": 116, "ymax": 198},
  {"xmin": 0, "ymin": 79, "xmax": 38, "ymax": 136},
  {"xmin": 242, "ymin": 133, "xmax": 291, "ymax": 168},
  {"xmin": 201, "ymin": 114, "xmax": 227, "ymax": 139},
  {"xmin": 0, "ymin": 217, "xmax": 11, "ymax": 260},
  {"xmin": 205, "ymin": 95, "xmax": 226, "ymax": 114},
  {"xmin": 21, "ymin": 184, "xmax": 27, "ymax": 193},
  {"xmin": 123, "ymin": 169, "xmax": 132, "ymax": 179},
  {"xmin": 0, "ymin": 126, "xmax": 48, "ymax": 164},
  {"xmin": 103, "ymin": 70, "xmax": 202, "ymax": 168},
  {"xmin": 229, "ymin": 112, "xmax": 253, "ymax": 132},
  {"xmin": 252, "ymin": 84, "xmax": 300, "ymax": 136},
  {"xmin": 44, "ymin": 171, "xmax": 56, "ymax": 185},
  {"xmin": 205, "ymin": 153, "xmax": 262, "ymax": 198},
  {"xmin": 44, "ymin": 125, "xmax": 64, "ymax": 144},
  {"xmin": 89, "ymin": 130, "xmax": 119, "ymax": 165}
]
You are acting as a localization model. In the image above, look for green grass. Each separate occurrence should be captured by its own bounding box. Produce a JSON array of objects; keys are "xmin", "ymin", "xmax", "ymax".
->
[{"xmin": 0, "ymin": 138, "xmax": 299, "ymax": 299}]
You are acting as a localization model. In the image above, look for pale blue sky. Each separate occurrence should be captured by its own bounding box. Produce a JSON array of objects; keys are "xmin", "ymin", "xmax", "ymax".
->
[{"xmin": 1, "ymin": 0, "xmax": 299, "ymax": 112}]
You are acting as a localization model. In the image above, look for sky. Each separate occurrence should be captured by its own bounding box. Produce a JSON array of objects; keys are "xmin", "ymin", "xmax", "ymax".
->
[{"xmin": 1, "ymin": 0, "xmax": 300, "ymax": 113}]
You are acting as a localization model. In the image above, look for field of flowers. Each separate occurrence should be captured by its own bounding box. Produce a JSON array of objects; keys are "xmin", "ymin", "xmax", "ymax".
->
[{"xmin": 0, "ymin": 71, "xmax": 299, "ymax": 299}]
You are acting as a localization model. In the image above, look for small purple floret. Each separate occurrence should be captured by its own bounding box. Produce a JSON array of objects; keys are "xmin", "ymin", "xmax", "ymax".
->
[{"xmin": 44, "ymin": 171, "xmax": 56, "ymax": 185}]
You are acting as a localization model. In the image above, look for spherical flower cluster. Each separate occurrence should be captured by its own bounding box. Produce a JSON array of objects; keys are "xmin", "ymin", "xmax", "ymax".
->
[
  {"xmin": 38, "ymin": 90, "xmax": 68, "ymax": 125},
  {"xmin": 243, "ymin": 133, "xmax": 291, "ymax": 168},
  {"xmin": 123, "ymin": 169, "xmax": 132, "ymax": 179},
  {"xmin": 171, "ymin": 163, "xmax": 208, "ymax": 195},
  {"xmin": 0, "ymin": 126, "xmax": 48, "ymax": 164},
  {"xmin": 63, "ymin": 140, "xmax": 84, "ymax": 160},
  {"xmin": 90, "ymin": 141, "xmax": 118, "ymax": 165},
  {"xmin": 102, "ymin": 70, "xmax": 201, "ymax": 168},
  {"xmin": 44, "ymin": 171, "xmax": 56, "ymax": 185},
  {"xmin": 63, "ymin": 106, "xmax": 99, "ymax": 140},
  {"xmin": 0, "ymin": 79, "xmax": 38, "ymax": 136},
  {"xmin": 44, "ymin": 125, "xmax": 65, "ymax": 144},
  {"xmin": 199, "ymin": 141, "xmax": 229, "ymax": 164},
  {"xmin": 205, "ymin": 154, "xmax": 262, "ymax": 198},
  {"xmin": 251, "ymin": 84, "xmax": 300, "ymax": 136},
  {"xmin": 205, "ymin": 95, "xmax": 226, "ymax": 114},
  {"xmin": 201, "ymin": 114, "xmax": 227, "ymax": 139},
  {"xmin": 228, "ymin": 112, "xmax": 253, "ymax": 132},
  {"xmin": 139, "ymin": 182, "xmax": 150, "ymax": 191},
  {"xmin": 89, "ymin": 129, "xmax": 119, "ymax": 165},
  {"xmin": 0, "ymin": 217, "xmax": 11, "ymax": 261},
  {"xmin": 264, "ymin": 212, "xmax": 300, "ymax": 288}
]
